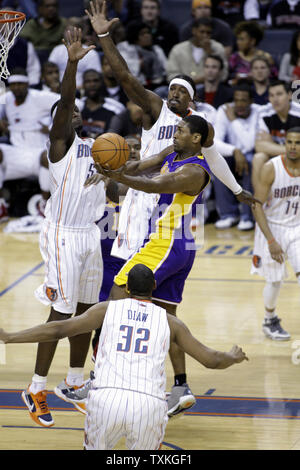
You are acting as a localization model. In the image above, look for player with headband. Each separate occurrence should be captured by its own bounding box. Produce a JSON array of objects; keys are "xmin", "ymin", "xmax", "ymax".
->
[{"xmin": 84, "ymin": 0, "xmax": 259, "ymax": 417}]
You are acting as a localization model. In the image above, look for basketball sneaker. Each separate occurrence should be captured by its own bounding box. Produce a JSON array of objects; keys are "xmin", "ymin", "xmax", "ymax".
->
[
  {"xmin": 21, "ymin": 388, "xmax": 54, "ymax": 427},
  {"xmin": 167, "ymin": 383, "xmax": 196, "ymax": 417},
  {"xmin": 0, "ymin": 198, "xmax": 8, "ymax": 223},
  {"xmin": 262, "ymin": 317, "xmax": 291, "ymax": 341},
  {"xmin": 64, "ymin": 371, "xmax": 95, "ymax": 415},
  {"xmin": 54, "ymin": 378, "xmax": 86, "ymax": 403}
]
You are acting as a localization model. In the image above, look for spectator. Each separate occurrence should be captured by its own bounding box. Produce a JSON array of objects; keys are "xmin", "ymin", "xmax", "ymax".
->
[
  {"xmin": 20, "ymin": 0, "xmax": 67, "ymax": 64},
  {"xmin": 39, "ymin": 61, "xmax": 61, "ymax": 94},
  {"xmin": 244, "ymin": 0, "xmax": 273, "ymax": 24},
  {"xmin": 197, "ymin": 54, "xmax": 234, "ymax": 108},
  {"xmin": 0, "ymin": 68, "xmax": 59, "ymax": 149},
  {"xmin": 117, "ymin": 20, "xmax": 167, "ymax": 89},
  {"xmin": 180, "ymin": 0, "xmax": 235, "ymax": 59},
  {"xmin": 7, "ymin": 37, "xmax": 41, "ymax": 86},
  {"xmin": 81, "ymin": 69, "xmax": 125, "ymax": 139},
  {"xmin": 252, "ymin": 80, "xmax": 300, "ymax": 189},
  {"xmin": 166, "ymin": 18, "xmax": 228, "ymax": 86},
  {"xmin": 48, "ymin": 18, "xmax": 102, "ymax": 89},
  {"xmin": 100, "ymin": 55, "xmax": 128, "ymax": 106},
  {"xmin": 139, "ymin": 0, "xmax": 179, "ymax": 56},
  {"xmin": 108, "ymin": 100, "xmax": 143, "ymax": 136},
  {"xmin": 211, "ymin": 0, "xmax": 245, "ymax": 27},
  {"xmin": 267, "ymin": 0, "xmax": 300, "ymax": 29},
  {"xmin": 279, "ymin": 30, "xmax": 300, "ymax": 83},
  {"xmin": 250, "ymin": 56, "xmax": 271, "ymax": 105},
  {"xmin": 229, "ymin": 20, "xmax": 277, "ymax": 84},
  {"xmin": 213, "ymin": 81, "xmax": 261, "ymax": 230}
]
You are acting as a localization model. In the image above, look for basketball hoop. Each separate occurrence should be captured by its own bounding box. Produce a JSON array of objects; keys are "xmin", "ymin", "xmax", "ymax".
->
[{"xmin": 0, "ymin": 11, "xmax": 26, "ymax": 80}]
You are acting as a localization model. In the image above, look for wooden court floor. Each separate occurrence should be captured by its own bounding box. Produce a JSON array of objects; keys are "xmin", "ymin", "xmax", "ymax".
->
[{"xmin": 1, "ymin": 222, "xmax": 300, "ymax": 451}]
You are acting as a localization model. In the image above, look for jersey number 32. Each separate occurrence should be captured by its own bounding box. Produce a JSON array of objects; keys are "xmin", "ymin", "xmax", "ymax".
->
[{"xmin": 117, "ymin": 325, "xmax": 150, "ymax": 354}]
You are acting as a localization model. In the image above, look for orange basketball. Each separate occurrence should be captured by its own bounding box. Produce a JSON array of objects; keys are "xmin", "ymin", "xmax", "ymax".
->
[{"xmin": 91, "ymin": 133, "xmax": 130, "ymax": 170}]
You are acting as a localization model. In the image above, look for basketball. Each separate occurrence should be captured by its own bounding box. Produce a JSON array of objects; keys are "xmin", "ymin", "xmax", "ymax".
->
[{"xmin": 91, "ymin": 133, "xmax": 130, "ymax": 170}]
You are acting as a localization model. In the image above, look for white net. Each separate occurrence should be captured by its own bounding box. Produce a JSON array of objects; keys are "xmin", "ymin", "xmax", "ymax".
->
[{"xmin": 0, "ymin": 11, "xmax": 26, "ymax": 80}]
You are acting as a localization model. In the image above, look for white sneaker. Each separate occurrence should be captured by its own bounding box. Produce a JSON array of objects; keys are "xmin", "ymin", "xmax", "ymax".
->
[
  {"xmin": 237, "ymin": 220, "xmax": 254, "ymax": 231},
  {"xmin": 215, "ymin": 217, "xmax": 239, "ymax": 229},
  {"xmin": 262, "ymin": 317, "xmax": 291, "ymax": 341}
]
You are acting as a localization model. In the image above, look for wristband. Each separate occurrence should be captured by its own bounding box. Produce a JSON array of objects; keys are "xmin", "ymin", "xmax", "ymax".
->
[
  {"xmin": 97, "ymin": 32, "xmax": 109, "ymax": 38},
  {"xmin": 233, "ymin": 186, "xmax": 243, "ymax": 195},
  {"xmin": 268, "ymin": 238, "xmax": 275, "ymax": 245}
]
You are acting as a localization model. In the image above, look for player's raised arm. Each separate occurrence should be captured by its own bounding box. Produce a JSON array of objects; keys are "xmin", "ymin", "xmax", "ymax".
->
[
  {"xmin": 168, "ymin": 315, "xmax": 248, "ymax": 369},
  {"xmin": 85, "ymin": 0, "xmax": 162, "ymax": 121},
  {"xmin": 0, "ymin": 302, "xmax": 109, "ymax": 345},
  {"xmin": 49, "ymin": 27, "xmax": 96, "ymax": 163}
]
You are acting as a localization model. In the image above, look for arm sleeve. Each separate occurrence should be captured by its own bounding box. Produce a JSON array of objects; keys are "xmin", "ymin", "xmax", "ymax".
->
[{"xmin": 202, "ymin": 143, "xmax": 242, "ymax": 195}]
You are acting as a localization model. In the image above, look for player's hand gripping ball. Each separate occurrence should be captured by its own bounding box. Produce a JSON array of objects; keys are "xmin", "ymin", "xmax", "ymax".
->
[{"xmin": 91, "ymin": 133, "xmax": 130, "ymax": 170}]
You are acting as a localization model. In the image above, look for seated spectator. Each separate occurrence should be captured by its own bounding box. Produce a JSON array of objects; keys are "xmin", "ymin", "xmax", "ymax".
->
[
  {"xmin": 197, "ymin": 54, "xmax": 234, "ymax": 108},
  {"xmin": 108, "ymin": 100, "xmax": 143, "ymax": 136},
  {"xmin": 20, "ymin": 0, "xmax": 67, "ymax": 64},
  {"xmin": 104, "ymin": 0, "xmax": 129, "ymax": 24},
  {"xmin": 48, "ymin": 17, "xmax": 102, "ymax": 90},
  {"xmin": 139, "ymin": 0, "xmax": 179, "ymax": 56},
  {"xmin": 117, "ymin": 20, "xmax": 167, "ymax": 89},
  {"xmin": 81, "ymin": 69, "xmax": 125, "ymax": 139},
  {"xmin": 267, "ymin": 0, "xmax": 300, "ymax": 29},
  {"xmin": 39, "ymin": 61, "xmax": 61, "ymax": 93},
  {"xmin": 211, "ymin": 0, "xmax": 245, "ymax": 27},
  {"xmin": 100, "ymin": 55, "xmax": 128, "ymax": 107},
  {"xmin": 0, "ymin": 68, "xmax": 59, "ymax": 149},
  {"xmin": 229, "ymin": 20, "xmax": 277, "ymax": 84},
  {"xmin": 279, "ymin": 30, "xmax": 300, "ymax": 83},
  {"xmin": 7, "ymin": 37, "xmax": 41, "ymax": 86},
  {"xmin": 252, "ymin": 79, "xmax": 300, "ymax": 190},
  {"xmin": 244, "ymin": 0, "xmax": 272, "ymax": 25},
  {"xmin": 249, "ymin": 56, "xmax": 271, "ymax": 105},
  {"xmin": 180, "ymin": 0, "xmax": 235, "ymax": 59},
  {"xmin": 166, "ymin": 17, "xmax": 228, "ymax": 86},
  {"xmin": 213, "ymin": 81, "xmax": 261, "ymax": 230}
]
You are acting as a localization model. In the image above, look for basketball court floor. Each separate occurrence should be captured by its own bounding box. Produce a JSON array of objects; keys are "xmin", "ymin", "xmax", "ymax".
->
[{"xmin": 1, "ymin": 221, "xmax": 300, "ymax": 451}]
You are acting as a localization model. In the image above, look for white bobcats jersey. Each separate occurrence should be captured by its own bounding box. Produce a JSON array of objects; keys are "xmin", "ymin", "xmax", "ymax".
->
[
  {"xmin": 45, "ymin": 133, "xmax": 106, "ymax": 228},
  {"xmin": 94, "ymin": 298, "xmax": 170, "ymax": 400},
  {"xmin": 111, "ymin": 101, "xmax": 205, "ymax": 259},
  {"xmin": 264, "ymin": 155, "xmax": 300, "ymax": 227}
]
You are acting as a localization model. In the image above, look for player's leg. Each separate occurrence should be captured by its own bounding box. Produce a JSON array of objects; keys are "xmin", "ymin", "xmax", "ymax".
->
[
  {"xmin": 22, "ymin": 306, "xmax": 72, "ymax": 427},
  {"xmin": 126, "ymin": 392, "xmax": 168, "ymax": 450},
  {"xmin": 251, "ymin": 224, "xmax": 290, "ymax": 340}
]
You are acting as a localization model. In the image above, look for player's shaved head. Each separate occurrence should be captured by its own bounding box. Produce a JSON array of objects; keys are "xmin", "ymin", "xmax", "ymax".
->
[{"xmin": 127, "ymin": 264, "xmax": 156, "ymax": 296}]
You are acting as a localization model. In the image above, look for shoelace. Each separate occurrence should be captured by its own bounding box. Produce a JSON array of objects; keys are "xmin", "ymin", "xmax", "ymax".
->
[{"xmin": 37, "ymin": 396, "xmax": 49, "ymax": 413}]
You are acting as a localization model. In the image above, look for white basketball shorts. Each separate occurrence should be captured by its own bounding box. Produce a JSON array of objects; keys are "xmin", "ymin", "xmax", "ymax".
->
[
  {"xmin": 35, "ymin": 220, "xmax": 103, "ymax": 314},
  {"xmin": 84, "ymin": 388, "xmax": 168, "ymax": 450},
  {"xmin": 251, "ymin": 223, "xmax": 300, "ymax": 282},
  {"xmin": 1, "ymin": 143, "xmax": 43, "ymax": 180}
]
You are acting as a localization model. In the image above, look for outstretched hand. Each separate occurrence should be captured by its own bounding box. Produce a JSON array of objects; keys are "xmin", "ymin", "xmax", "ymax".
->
[
  {"xmin": 62, "ymin": 27, "xmax": 96, "ymax": 62},
  {"xmin": 230, "ymin": 345, "xmax": 249, "ymax": 363},
  {"xmin": 94, "ymin": 162, "xmax": 126, "ymax": 181},
  {"xmin": 236, "ymin": 189, "xmax": 262, "ymax": 209},
  {"xmin": 85, "ymin": 0, "xmax": 119, "ymax": 36}
]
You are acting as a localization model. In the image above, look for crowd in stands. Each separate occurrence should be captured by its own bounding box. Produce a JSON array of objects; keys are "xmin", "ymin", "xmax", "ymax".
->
[{"xmin": 1, "ymin": 0, "xmax": 300, "ymax": 230}]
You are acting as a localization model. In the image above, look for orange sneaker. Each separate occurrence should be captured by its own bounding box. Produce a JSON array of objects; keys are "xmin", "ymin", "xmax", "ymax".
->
[{"xmin": 21, "ymin": 388, "xmax": 54, "ymax": 427}]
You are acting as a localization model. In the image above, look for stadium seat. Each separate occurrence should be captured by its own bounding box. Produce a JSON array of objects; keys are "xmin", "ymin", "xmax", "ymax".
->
[{"xmin": 259, "ymin": 29, "xmax": 296, "ymax": 66}]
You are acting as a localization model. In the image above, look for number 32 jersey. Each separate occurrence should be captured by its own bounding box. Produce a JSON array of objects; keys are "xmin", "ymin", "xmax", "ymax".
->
[
  {"xmin": 264, "ymin": 155, "xmax": 300, "ymax": 227},
  {"xmin": 93, "ymin": 298, "xmax": 170, "ymax": 400}
]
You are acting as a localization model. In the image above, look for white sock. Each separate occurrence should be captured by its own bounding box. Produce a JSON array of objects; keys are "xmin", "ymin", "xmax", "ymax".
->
[
  {"xmin": 29, "ymin": 374, "xmax": 47, "ymax": 394},
  {"xmin": 263, "ymin": 281, "xmax": 282, "ymax": 320},
  {"xmin": 66, "ymin": 368, "xmax": 84, "ymax": 387},
  {"xmin": 38, "ymin": 166, "xmax": 50, "ymax": 193}
]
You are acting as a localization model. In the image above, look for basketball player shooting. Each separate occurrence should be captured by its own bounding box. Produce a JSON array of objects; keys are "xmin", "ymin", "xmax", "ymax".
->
[
  {"xmin": 20, "ymin": 27, "xmax": 106, "ymax": 428},
  {"xmin": 0, "ymin": 264, "xmax": 248, "ymax": 450},
  {"xmin": 86, "ymin": 0, "xmax": 260, "ymax": 417}
]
